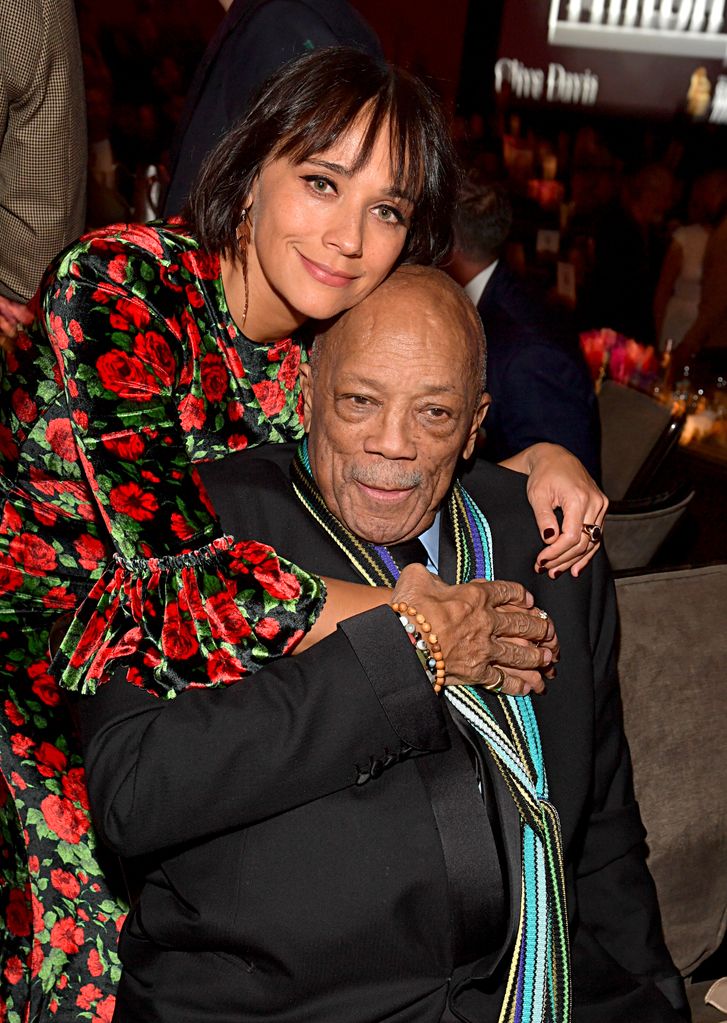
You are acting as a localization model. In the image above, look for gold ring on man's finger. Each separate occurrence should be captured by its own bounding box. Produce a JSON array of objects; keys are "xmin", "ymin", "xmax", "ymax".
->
[{"xmin": 483, "ymin": 666, "xmax": 506, "ymax": 693}]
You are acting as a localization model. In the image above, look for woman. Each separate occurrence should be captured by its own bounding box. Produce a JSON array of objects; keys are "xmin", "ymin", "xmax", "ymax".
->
[
  {"xmin": 654, "ymin": 170, "xmax": 727, "ymax": 351},
  {"xmin": 0, "ymin": 48, "xmax": 606, "ymax": 1019}
]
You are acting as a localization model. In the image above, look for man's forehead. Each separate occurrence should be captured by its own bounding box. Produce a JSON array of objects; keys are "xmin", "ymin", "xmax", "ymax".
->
[
  {"xmin": 331, "ymin": 365, "xmax": 462, "ymax": 396},
  {"xmin": 328, "ymin": 293, "xmax": 466, "ymax": 357},
  {"xmin": 326, "ymin": 324, "xmax": 469, "ymax": 381}
]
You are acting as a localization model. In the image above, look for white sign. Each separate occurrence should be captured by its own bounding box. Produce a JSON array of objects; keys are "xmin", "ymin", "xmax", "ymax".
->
[
  {"xmin": 495, "ymin": 57, "xmax": 599, "ymax": 104},
  {"xmin": 549, "ymin": 0, "xmax": 727, "ymax": 57}
]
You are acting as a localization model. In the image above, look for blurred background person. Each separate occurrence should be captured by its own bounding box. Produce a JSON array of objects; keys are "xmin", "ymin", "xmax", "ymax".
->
[
  {"xmin": 654, "ymin": 169, "xmax": 727, "ymax": 352},
  {"xmin": 448, "ymin": 179, "xmax": 601, "ymax": 479},
  {"xmin": 0, "ymin": 0, "xmax": 86, "ymax": 335},
  {"xmin": 675, "ymin": 194, "xmax": 727, "ymax": 390},
  {"xmin": 581, "ymin": 163, "xmax": 676, "ymax": 345},
  {"xmin": 162, "ymin": 0, "xmax": 382, "ymax": 215}
]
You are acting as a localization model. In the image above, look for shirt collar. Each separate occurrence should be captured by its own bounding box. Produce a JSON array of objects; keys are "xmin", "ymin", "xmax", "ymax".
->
[
  {"xmin": 463, "ymin": 259, "xmax": 498, "ymax": 307},
  {"xmin": 417, "ymin": 511, "xmax": 441, "ymax": 574}
]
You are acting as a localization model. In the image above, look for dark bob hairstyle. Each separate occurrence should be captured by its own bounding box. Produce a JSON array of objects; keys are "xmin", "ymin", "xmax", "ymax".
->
[{"xmin": 186, "ymin": 46, "xmax": 460, "ymax": 266}]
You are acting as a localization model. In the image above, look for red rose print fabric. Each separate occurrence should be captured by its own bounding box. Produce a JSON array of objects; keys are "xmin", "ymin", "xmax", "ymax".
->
[{"xmin": 0, "ymin": 221, "xmax": 325, "ymax": 1020}]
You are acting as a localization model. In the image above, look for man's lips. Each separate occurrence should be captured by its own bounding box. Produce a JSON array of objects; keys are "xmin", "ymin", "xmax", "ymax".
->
[
  {"xmin": 354, "ymin": 480, "xmax": 416, "ymax": 503},
  {"xmin": 297, "ymin": 251, "xmax": 358, "ymax": 288}
]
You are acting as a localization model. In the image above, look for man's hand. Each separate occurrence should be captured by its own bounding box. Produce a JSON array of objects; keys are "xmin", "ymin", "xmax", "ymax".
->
[{"xmin": 391, "ymin": 565, "xmax": 558, "ymax": 696}]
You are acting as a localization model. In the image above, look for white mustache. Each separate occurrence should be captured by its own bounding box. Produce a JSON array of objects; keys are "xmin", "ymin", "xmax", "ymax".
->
[{"xmin": 351, "ymin": 466, "xmax": 422, "ymax": 490}]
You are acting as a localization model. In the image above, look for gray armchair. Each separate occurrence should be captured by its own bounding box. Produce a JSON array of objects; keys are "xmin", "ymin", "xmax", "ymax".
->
[{"xmin": 616, "ymin": 564, "xmax": 727, "ymax": 1021}]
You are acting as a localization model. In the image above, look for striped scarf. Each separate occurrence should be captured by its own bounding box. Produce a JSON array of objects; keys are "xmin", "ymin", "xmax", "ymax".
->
[{"xmin": 292, "ymin": 440, "xmax": 571, "ymax": 1023}]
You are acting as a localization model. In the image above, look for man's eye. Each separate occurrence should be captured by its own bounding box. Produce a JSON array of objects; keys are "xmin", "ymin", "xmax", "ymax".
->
[
  {"xmin": 350, "ymin": 395, "xmax": 372, "ymax": 406},
  {"xmin": 427, "ymin": 407, "xmax": 449, "ymax": 419}
]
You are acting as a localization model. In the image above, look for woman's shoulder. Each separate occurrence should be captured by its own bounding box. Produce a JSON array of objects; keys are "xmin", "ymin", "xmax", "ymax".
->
[
  {"xmin": 44, "ymin": 220, "xmax": 220, "ymax": 291},
  {"xmin": 40, "ymin": 220, "xmax": 223, "ymax": 326}
]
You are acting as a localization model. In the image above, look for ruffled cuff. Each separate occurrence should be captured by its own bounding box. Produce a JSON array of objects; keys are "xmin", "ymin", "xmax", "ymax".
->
[{"xmin": 54, "ymin": 535, "xmax": 326, "ymax": 699}]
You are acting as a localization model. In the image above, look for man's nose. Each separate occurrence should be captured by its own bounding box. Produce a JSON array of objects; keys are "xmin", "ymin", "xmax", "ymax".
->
[
  {"xmin": 364, "ymin": 410, "xmax": 417, "ymax": 460},
  {"xmin": 323, "ymin": 203, "xmax": 364, "ymax": 258}
]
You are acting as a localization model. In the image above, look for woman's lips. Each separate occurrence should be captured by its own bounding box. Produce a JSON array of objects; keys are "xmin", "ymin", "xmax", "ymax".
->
[{"xmin": 297, "ymin": 251, "xmax": 358, "ymax": 288}]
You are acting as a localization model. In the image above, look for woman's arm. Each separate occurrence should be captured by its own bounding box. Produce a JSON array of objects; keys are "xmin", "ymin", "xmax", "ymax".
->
[
  {"xmin": 501, "ymin": 443, "xmax": 608, "ymax": 578},
  {"xmin": 653, "ymin": 238, "xmax": 683, "ymax": 340},
  {"xmin": 44, "ymin": 227, "xmax": 323, "ymax": 698}
]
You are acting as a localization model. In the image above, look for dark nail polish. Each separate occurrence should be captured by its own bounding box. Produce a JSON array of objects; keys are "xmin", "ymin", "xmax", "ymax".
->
[
  {"xmin": 553, "ymin": 570, "xmax": 562, "ymax": 579},
  {"xmin": 543, "ymin": 528, "xmax": 555, "ymax": 539},
  {"xmin": 539, "ymin": 558, "xmax": 549, "ymax": 567},
  {"xmin": 535, "ymin": 563, "xmax": 543, "ymax": 574}
]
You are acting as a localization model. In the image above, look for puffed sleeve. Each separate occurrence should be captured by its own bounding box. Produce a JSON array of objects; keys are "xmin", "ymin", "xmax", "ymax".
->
[{"xmin": 44, "ymin": 226, "xmax": 325, "ymax": 698}]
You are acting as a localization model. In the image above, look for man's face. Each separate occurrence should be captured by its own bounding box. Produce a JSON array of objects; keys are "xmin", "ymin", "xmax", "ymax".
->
[{"xmin": 301, "ymin": 293, "xmax": 489, "ymax": 544}]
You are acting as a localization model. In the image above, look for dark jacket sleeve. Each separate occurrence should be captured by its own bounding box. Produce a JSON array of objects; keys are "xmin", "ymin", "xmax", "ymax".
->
[
  {"xmin": 478, "ymin": 264, "xmax": 600, "ymax": 478},
  {"xmin": 484, "ymin": 340, "xmax": 601, "ymax": 480},
  {"xmin": 78, "ymin": 605, "xmax": 449, "ymax": 858},
  {"xmin": 574, "ymin": 557, "xmax": 688, "ymax": 1016}
]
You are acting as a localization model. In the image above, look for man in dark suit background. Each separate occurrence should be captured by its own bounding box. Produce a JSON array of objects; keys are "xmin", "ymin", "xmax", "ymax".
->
[
  {"xmin": 78, "ymin": 267, "xmax": 686, "ymax": 1022},
  {"xmin": 163, "ymin": 0, "xmax": 382, "ymax": 214},
  {"xmin": 448, "ymin": 181, "xmax": 601, "ymax": 480}
]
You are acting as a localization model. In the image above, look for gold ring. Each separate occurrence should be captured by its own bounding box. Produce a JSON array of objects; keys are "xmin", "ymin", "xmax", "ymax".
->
[
  {"xmin": 483, "ymin": 666, "xmax": 506, "ymax": 693},
  {"xmin": 582, "ymin": 523, "xmax": 603, "ymax": 543}
]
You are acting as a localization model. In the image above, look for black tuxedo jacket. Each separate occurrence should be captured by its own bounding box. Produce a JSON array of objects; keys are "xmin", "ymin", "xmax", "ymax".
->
[
  {"xmin": 77, "ymin": 446, "xmax": 685, "ymax": 1022},
  {"xmin": 163, "ymin": 0, "xmax": 382, "ymax": 215},
  {"xmin": 477, "ymin": 261, "xmax": 601, "ymax": 481}
]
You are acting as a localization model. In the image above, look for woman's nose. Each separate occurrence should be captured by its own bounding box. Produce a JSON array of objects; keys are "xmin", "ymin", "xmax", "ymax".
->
[{"xmin": 323, "ymin": 204, "xmax": 364, "ymax": 258}]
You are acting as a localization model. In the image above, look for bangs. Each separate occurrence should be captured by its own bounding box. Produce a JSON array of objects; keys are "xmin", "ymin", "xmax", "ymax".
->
[{"xmin": 275, "ymin": 82, "xmax": 429, "ymax": 206}]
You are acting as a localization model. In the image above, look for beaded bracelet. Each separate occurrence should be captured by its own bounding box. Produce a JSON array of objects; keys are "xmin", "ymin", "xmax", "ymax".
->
[{"xmin": 390, "ymin": 601, "xmax": 446, "ymax": 694}]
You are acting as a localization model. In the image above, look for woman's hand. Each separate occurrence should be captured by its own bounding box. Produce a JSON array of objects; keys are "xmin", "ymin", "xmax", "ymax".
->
[
  {"xmin": 391, "ymin": 565, "xmax": 558, "ymax": 696},
  {"xmin": 503, "ymin": 442, "xmax": 608, "ymax": 578}
]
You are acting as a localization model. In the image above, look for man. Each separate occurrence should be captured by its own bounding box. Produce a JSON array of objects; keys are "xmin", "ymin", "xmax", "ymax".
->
[
  {"xmin": 162, "ymin": 0, "xmax": 382, "ymax": 215},
  {"xmin": 675, "ymin": 196, "xmax": 727, "ymax": 386},
  {"xmin": 78, "ymin": 267, "xmax": 686, "ymax": 1022},
  {"xmin": 582, "ymin": 163, "xmax": 674, "ymax": 348},
  {"xmin": 448, "ymin": 181, "xmax": 601, "ymax": 479},
  {"xmin": 0, "ymin": 0, "xmax": 86, "ymax": 313}
]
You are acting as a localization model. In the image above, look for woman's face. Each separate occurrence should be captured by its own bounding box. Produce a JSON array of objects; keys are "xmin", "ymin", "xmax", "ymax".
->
[{"xmin": 240, "ymin": 116, "xmax": 415, "ymax": 342}]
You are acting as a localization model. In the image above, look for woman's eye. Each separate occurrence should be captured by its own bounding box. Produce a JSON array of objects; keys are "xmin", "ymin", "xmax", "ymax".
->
[
  {"xmin": 303, "ymin": 175, "xmax": 335, "ymax": 194},
  {"xmin": 375, "ymin": 205, "xmax": 405, "ymax": 225}
]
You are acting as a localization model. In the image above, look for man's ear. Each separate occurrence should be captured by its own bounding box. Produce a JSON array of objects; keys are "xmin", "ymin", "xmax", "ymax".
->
[
  {"xmin": 299, "ymin": 362, "xmax": 314, "ymax": 432},
  {"xmin": 461, "ymin": 392, "xmax": 491, "ymax": 460}
]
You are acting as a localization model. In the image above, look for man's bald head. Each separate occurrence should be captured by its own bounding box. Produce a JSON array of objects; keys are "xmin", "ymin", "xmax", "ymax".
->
[
  {"xmin": 300, "ymin": 265, "xmax": 491, "ymax": 545},
  {"xmin": 310, "ymin": 265, "xmax": 487, "ymax": 408}
]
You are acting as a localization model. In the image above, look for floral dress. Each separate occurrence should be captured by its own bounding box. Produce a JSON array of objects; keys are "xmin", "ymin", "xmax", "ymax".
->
[{"xmin": 0, "ymin": 221, "xmax": 325, "ymax": 1021}]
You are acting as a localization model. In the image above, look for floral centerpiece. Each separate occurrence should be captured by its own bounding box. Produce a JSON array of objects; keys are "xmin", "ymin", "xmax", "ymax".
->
[{"xmin": 579, "ymin": 327, "xmax": 659, "ymax": 392}]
